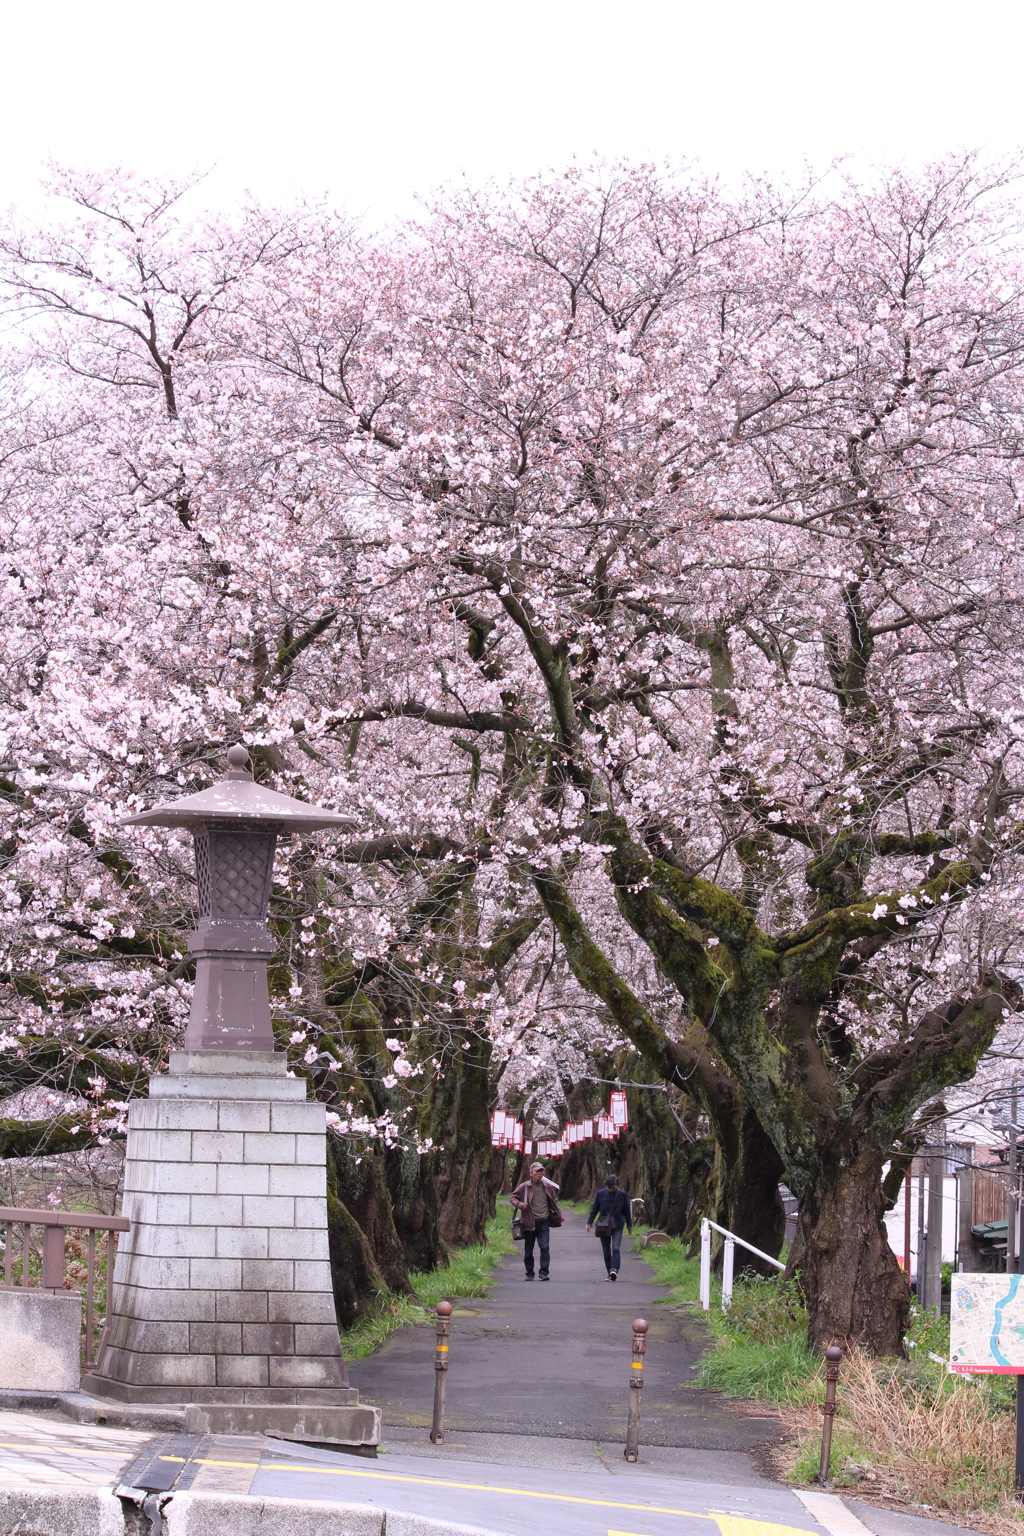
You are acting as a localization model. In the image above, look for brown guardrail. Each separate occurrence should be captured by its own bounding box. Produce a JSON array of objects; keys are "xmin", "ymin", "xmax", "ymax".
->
[{"xmin": 0, "ymin": 1206, "xmax": 130, "ymax": 1369}]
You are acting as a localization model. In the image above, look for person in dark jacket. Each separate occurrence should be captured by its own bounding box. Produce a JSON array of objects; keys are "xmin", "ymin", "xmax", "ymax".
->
[
  {"xmin": 586, "ymin": 1174, "xmax": 632, "ymax": 1279},
  {"xmin": 510, "ymin": 1162, "xmax": 564, "ymax": 1281}
]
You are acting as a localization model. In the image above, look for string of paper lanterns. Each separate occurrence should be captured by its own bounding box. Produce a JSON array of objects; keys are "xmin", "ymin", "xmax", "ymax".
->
[{"xmin": 490, "ymin": 1091, "xmax": 629, "ymax": 1157}]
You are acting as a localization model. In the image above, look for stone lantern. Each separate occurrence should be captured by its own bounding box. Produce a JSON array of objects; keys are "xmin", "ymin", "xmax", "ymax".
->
[
  {"xmin": 83, "ymin": 748, "xmax": 379, "ymax": 1451},
  {"xmin": 123, "ymin": 743, "xmax": 355, "ymax": 1053}
]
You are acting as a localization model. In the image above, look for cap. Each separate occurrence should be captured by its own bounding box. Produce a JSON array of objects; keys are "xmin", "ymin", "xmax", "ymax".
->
[
  {"xmin": 529, "ymin": 1161, "xmax": 545, "ymax": 1171},
  {"xmin": 122, "ymin": 746, "xmax": 358, "ymax": 834}
]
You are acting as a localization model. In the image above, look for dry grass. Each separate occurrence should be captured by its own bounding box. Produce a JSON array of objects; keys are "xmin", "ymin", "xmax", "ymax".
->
[{"xmin": 776, "ymin": 1348, "xmax": 1023, "ymax": 1535}]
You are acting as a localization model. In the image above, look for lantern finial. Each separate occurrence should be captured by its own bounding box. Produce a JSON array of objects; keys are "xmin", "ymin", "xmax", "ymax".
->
[{"xmin": 226, "ymin": 744, "xmax": 253, "ymax": 778}]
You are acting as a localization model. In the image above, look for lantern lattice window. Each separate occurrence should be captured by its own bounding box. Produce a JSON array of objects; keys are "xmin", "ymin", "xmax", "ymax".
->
[{"xmin": 195, "ymin": 827, "xmax": 275, "ymax": 919}]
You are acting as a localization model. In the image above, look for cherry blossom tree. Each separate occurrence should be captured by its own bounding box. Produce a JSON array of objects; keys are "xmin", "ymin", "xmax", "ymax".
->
[
  {"xmin": 235, "ymin": 155, "xmax": 1024, "ymax": 1350},
  {"xmin": 4, "ymin": 159, "xmax": 1024, "ymax": 1351}
]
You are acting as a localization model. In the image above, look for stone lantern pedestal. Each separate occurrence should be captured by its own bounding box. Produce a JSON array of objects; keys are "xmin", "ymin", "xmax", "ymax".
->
[{"xmin": 82, "ymin": 750, "xmax": 379, "ymax": 1449}]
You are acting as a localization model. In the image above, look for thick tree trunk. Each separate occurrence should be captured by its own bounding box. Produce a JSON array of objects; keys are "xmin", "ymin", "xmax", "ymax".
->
[
  {"xmin": 385, "ymin": 1146, "xmax": 448, "ymax": 1273},
  {"xmin": 327, "ymin": 1137, "xmax": 413, "ymax": 1296},
  {"xmin": 437, "ymin": 1145, "xmax": 505, "ymax": 1247},
  {"xmin": 729, "ymin": 1107, "xmax": 787, "ymax": 1271},
  {"xmin": 694, "ymin": 1106, "xmax": 786, "ymax": 1275},
  {"xmin": 326, "ymin": 1154, "xmax": 389, "ymax": 1329},
  {"xmin": 792, "ymin": 1147, "xmax": 909, "ymax": 1354},
  {"xmin": 431, "ymin": 1025, "xmax": 499, "ymax": 1247}
]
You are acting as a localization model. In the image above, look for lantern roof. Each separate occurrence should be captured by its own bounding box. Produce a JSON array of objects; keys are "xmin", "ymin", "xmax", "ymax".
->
[{"xmin": 122, "ymin": 746, "xmax": 357, "ymax": 835}]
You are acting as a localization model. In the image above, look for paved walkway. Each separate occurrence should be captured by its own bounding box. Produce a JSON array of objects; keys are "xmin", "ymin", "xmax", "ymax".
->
[
  {"xmin": 347, "ymin": 1212, "xmax": 778, "ymax": 1452},
  {"xmin": 0, "ymin": 1410, "xmax": 982, "ymax": 1536},
  {"xmin": 255, "ymin": 1440, "xmax": 821, "ymax": 1536},
  {"xmin": 0, "ymin": 1408, "xmax": 148, "ymax": 1489}
]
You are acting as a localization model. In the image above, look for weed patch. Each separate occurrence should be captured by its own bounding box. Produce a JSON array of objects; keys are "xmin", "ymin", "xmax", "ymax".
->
[
  {"xmin": 777, "ymin": 1347, "xmax": 1022, "ymax": 1533},
  {"xmin": 698, "ymin": 1332, "xmax": 819, "ymax": 1404},
  {"xmin": 632, "ymin": 1233, "xmax": 708, "ymax": 1309},
  {"xmin": 341, "ymin": 1213, "xmax": 514, "ymax": 1359},
  {"xmin": 636, "ymin": 1238, "xmax": 1024, "ymax": 1534}
]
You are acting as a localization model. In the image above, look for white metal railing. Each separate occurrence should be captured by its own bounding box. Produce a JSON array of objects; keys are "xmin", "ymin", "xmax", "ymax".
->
[{"xmin": 700, "ymin": 1216, "xmax": 784, "ymax": 1310}]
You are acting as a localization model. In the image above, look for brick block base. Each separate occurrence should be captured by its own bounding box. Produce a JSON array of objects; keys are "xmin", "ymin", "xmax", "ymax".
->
[{"xmin": 89, "ymin": 1051, "xmax": 363, "ymax": 1424}]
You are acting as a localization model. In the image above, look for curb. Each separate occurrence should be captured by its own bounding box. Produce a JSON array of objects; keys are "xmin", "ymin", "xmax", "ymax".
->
[
  {"xmin": 0, "ymin": 1486, "xmax": 125, "ymax": 1536},
  {"xmin": 0, "ymin": 1487, "xmax": 506, "ymax": 1536},
  {"xmin": 0, "ymin": 1388, "xmax": 188, "ymax": 1433},
  {"xmin": 165, "ymin": 1493, "xmax": 505, "ymax": 1535},
  {"xmin": 162, "ymin": 1492, "xmax": 382, "ymax": 1535}
]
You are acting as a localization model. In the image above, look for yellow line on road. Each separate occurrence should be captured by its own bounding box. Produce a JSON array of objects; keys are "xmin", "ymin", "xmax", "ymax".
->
[
  {"xmin": 184, "ymin": 1455, "xmax": 718, "ymax": 1515},
  {"xmin": 181, "ymin": 1454, "xmax": 811, "ymax": 1534}
]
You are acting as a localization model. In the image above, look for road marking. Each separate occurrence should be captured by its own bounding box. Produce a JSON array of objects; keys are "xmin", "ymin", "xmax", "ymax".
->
[
  {"xmin": 251, "ymin": 1457, "xmax": 815, "ymax": 1533},
  {"xmin": 717, "ymin": 1519, "xmax": 821, "ymax": 1536},
  {"xmin": 607, "ymin": 1524, "xmax": 814, "ymax": 1536},
  {"xmin": 152, "ymin": 1451, "xmax": 819, "ymax": 1536},
  {"xmin": 793, "ymin": 1490, "xmax": 872, "ymax": 1536}
]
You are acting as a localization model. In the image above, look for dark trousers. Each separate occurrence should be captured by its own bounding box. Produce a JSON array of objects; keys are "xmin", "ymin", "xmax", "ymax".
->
[
  {"xmin": 599, "ymin": 1227, "xmax": 624, "ymax": 1272},
  {"xmin": 524, "ymin": 1219, "xmax": 550, "ymax": 1276}
]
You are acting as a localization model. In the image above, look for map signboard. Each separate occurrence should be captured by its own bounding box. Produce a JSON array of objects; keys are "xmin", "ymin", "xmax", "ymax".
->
[{"xmin": 950, "ymin": 1273, "xmax": 1024, "ymax": 1373}]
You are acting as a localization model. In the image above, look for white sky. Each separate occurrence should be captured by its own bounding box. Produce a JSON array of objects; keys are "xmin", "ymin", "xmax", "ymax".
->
[{"xmin": 1, "ymin": 0, "xmax": 1022, "ymax": 221}]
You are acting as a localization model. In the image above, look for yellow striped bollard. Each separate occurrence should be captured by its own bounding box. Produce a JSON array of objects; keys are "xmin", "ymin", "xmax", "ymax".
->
[
  {"xmin": 430, "ymin": 1300, "xmax": 453, "ymax": 1443},
  {"xmin": 624, "ymin": 1317, "xmax": 649, "ymax": 1461}
]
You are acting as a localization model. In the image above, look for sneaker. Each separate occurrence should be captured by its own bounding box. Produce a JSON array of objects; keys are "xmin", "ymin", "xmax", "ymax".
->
[
  {"xmin": 604, "ymin": 1273, "xmax": 613, "ymax": 1281},
  {"xmin": 525, "ymin": 1274, "xmax": 535, "ymax": 1281},
  {"xmin": 610, "ymin": 1271, "xmax": 618, "ymax": 1281},
  {"xmin": 539, "ymin": 1273, "xmax": 550, "ymax": 1281}
]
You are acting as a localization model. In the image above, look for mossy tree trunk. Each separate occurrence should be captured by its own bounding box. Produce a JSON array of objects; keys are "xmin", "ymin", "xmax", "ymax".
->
[
  {"xmin": 535, "ymin": 848, "xmax": 1013, "ymax": 1351},
  {"xmin": 792, "ymin": 1144, "xmax": 909, "ymax": 1350},
  {"xmin": 326, "ymin": 1152, "xmax": 391, "ymax": 1329},
  {"xmin": 302, "ymin": 862, "xmax": 542, "ymax": 1311},
  {"xmin": 533, "ymin": 870, "xmax": 786, "ymax": 1267}
]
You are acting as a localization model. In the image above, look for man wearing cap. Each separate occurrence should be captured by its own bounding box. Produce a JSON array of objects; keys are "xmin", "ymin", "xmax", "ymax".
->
[{"xmin": 510, "ymin": 1162, "xmax": 564, "ymax": 1281}]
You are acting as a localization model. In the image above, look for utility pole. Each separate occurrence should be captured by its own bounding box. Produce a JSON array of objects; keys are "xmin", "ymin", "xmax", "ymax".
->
[
  {"xmin": 998, "ymin": 1079, "xmax": 1024, "ymax": 1501},
  {"xmin": 925, "ymin": 1146, "xmax": 944, "ymax": 1312},
  {"xmin": 1008, "ymin": 1136, "xmax": 1018, "ymax": 1275},
  {"xmin": 903, "ymin": 1160, "xmax": 913, "ymax": 1279},
  {"xmin": 917, "ymin": 1148, "xmax": 928, "ymax": 1303}
]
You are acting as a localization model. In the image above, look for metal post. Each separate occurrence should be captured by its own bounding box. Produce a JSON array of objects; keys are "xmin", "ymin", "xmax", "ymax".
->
[
  {"xmin": 925, "ymin": 1147, "xmax": 944, "ymax": 1311},
  {"xmin": 816, "ymin": 1345, "xmax": 842, "ymax": 1484},
  {"xmin": 957, "ymin": 1161, "xmax": 974, "ymax": 1273},
  {"xmin": 722, "ymin": 1237, "xmax": 735, "ymax": 1311},
  {"xmin": 1007, "ymin": 1105, "xmax": 1024, "ymax": 1501},
  {"xmin": 916, "ymin": 1150, "xmax": 927, "ymax": 1301},
  {"xmin": 699, "ymin": 1219, "xmax": 711, "ymax": 1311},
  {"xmin": 41, "ymin": 1223, "xmax": 65, "ymax": 1290},
  {"xmin": 1016, "ymin": 1086, "xmax": 1021, "ymax": 1275},
  {"xmin": 1008, "ymin": 1123, "xmax": 1018, "ymax": 1275},
  {"xmin": 903, "ymin": 1164, "xmax": 912, "ymax": 1277},
  {"xmin": 624, "ymin": 1318, "xmax": 648, "ymax": 1462},
  {"xmin": 430, "ymin": 1301, "xmax": 453, "ymax": 1444}
]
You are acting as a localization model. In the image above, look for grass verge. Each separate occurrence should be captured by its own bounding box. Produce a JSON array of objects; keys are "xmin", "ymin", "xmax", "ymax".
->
[
  {"xmin": 341, "ymin": 1212, "xmax": 515, "ymax": 1360},
  {"xmin": 636, "ymin": 1233, "xmax": 1023, "ymax": 1533}
]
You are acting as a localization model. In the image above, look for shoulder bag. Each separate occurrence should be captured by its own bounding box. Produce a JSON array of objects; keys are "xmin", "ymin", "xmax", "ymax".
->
[{"xmin": 594, "ymin": 1194, "xmax": 612, "ymax": 1237}]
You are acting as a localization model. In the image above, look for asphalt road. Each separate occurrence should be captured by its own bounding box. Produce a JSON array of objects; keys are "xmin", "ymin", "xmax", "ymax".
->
[
  {"xmin": 347, "ymin": 1212, "xmax": 781, "ymax": 1452},
  {"xmin": 255, "ymin": 1441, "xmax": 823, "ymax": 1536},
  {"xmin": 0, "ymin": 1410, "xmax": 981, "ymax": 1536}
]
